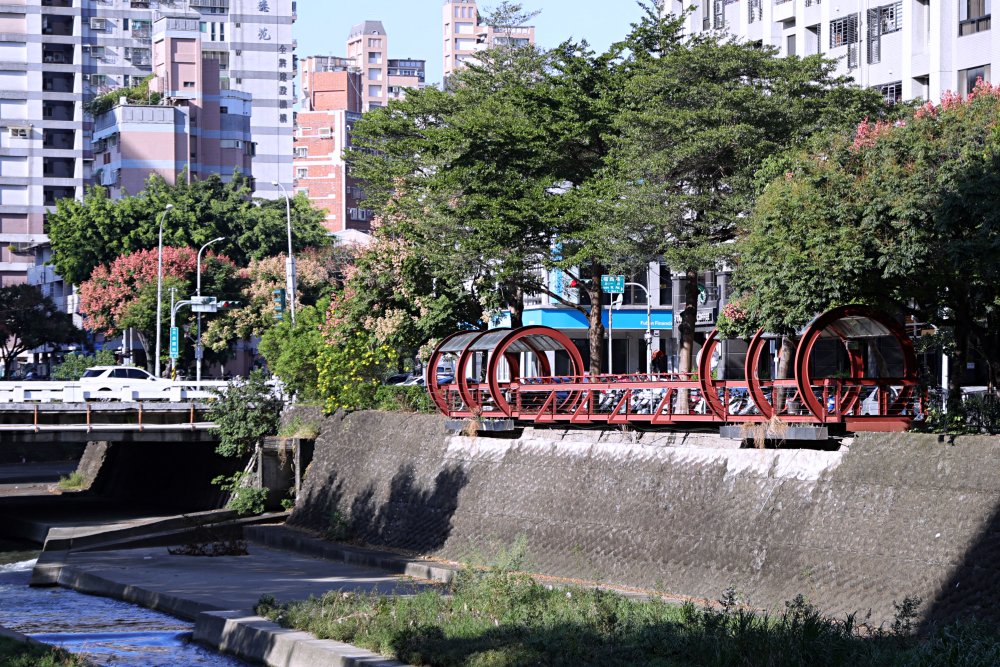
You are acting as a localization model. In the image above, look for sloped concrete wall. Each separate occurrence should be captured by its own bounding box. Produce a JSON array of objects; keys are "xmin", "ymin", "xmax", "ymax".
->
[{"xmin": 290, "ymin": 409, "xmax": 1000, "ymax": 625}]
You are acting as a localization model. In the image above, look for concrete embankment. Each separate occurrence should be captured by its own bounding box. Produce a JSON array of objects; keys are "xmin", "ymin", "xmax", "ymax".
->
[{"xmin": 287, "ymin": 409, "xmax": 1000, "ymax": 627}]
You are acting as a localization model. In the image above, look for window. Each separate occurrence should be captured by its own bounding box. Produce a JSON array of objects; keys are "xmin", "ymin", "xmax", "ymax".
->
[
  {"xmin": 296, "ymin": 167, "xmax": 308, "ymax": 178},
  {"xmin": 960, "ymin": 0, "xmax": 992, "ymax": 34},
  {"xmin": 368, "ymin": 68, "xmax": 382, "ymax": 81},
  {"xmin": 786, "ymin": 34, "xmax": 796, "ymax": 56},
  {"xmin": 183, "ymin": 81, "xmax": 195, "ymax": 88},
  {"xmin": 294, "ymin": 146, "xmax": 307, "ymax": 157},
  {"xmin": 867, "ymin": 3, "xmax": 902, "ymax": 64},
  {"xmin": 748, "ymin": 0, "xmax": 762, "ymax": 23},
  {"xmin": 8, "ymin": 127, "xmax": 28, "ymax": 139},
  {"xmin": 367, "ymin": 38, "xmax": 382, "ymax": 47},
  {"xmin": 830, "ymin": 14, "xmax": 859, "ymax": 48},
  {"xmin": 960, "ymin": 65, "xmax": 990, "ymax": 96},
  {"xmin": 368, "ymin": 52, "xmax": 382, "ymax": 65},
  {"xmin": 874, "ymin": 80, "xmax": 903, "ymax": 104},
  {"xmin": 368, "ymin": 85, "xmax": 382, "ymax": 97},
  {"xmin": 712, "ymin": 0, "xmax": 724, "ymax": 29}
]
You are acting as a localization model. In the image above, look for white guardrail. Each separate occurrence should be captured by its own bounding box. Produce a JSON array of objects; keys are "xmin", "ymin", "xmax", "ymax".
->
[{"xmin": 0, "ymin": 381, "xmax": 229, "ymax": 404}]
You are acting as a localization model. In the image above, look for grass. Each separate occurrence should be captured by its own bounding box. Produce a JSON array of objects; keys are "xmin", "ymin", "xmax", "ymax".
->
[
  {"xmin": 55, "ymin": 471, "xmax": 86, "ymax": 492},
  {"xmin": 0, "ymin": 636, "xmax": 87, "ymax": 667},
  {"xmin": 257, "ymin": 567, "xmax": 1000, "ymax": 667},
  {"xmin": 277, "ymin": 416, "xmax": 321, "ymax": 440}
]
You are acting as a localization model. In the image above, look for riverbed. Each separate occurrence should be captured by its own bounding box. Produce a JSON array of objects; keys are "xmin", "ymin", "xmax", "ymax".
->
[{"xmin": 0, "ymin": 545, "xmax": 250, "ymax": 667}]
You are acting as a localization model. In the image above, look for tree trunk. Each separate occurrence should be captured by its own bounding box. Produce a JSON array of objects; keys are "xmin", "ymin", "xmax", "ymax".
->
[
  {"xmin": 774, "ymin": 335, "xmax": 797, "ymax": 414},
  {"xmin": 675, "ymin": 268, "xmax": 699, "ymax": 415},
  {"xmin": 588, "ymin": 284, "xmax": 605, "ymax": 376},
  {"xmin": 507, "ymin": 284, "xmax": 524, "ymax": 329}
]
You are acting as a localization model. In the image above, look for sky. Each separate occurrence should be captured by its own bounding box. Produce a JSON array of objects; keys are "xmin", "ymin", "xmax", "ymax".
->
[{"xmin": 294, "ymin": 1, "xmax": 649, "ymax": 87}]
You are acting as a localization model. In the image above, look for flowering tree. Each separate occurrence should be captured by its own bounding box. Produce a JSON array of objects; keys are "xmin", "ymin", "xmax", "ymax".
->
[
  {"xmin": 78, "ymin": 246, "xmax": 238, "ymax": 368},
  {"xmin": 734, "ymin": 79, "xmax": 1000, "ymax": 407},
  {"xmin": 202, "ymin": 245, "xmax": 352, "ymax": 352}
]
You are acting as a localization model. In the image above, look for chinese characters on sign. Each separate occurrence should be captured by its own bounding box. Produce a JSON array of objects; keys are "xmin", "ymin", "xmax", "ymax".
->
[
  {"xmin": 258, "ymin": 27, "xmax": 271, "ymax": 40},
  {"xmin": 258, "ymin": 0, "xmax": 270, "ymax": 11}
]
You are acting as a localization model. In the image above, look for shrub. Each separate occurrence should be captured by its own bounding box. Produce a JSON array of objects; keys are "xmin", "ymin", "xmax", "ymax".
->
[
  {"xmin": 316, "ymin": 333, "xmax": 394, "ymax": 413},
  {"xmin": 51, "ymin": 350, "xmax": 118, "ymax": 380},
  {"xmin": 212, "ymin": 471, "xmax": 268, "ymax": 517},
  {"xmin": 208, "ymin": 369, "xmax": 283, "ymax": 458},
  {"xmin": 374, "ymin": 384, "xmax": 434, "ymax": 413}
]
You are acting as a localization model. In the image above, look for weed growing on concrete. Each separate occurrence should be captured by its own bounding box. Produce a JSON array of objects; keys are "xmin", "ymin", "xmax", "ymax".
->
[
  {"xmin": 278, "ymin": 416, "xmax": 321, "ymax": 440},
  {"xmin": 213, "ymin": 471, "xmax": 268, "ymax": 517},
  {"xmin": 55, "ymin": 471, "xmax": 86, "ymax": 492},
  {"xmin": 324, "ymin": 509, "xmax": 352, "ymax": 542}
]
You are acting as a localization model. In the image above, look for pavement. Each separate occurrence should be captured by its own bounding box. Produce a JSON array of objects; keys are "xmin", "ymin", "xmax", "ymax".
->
[
  {"xmin": 0, "ymin": 461, "xmax": 75, "ymax": 496},
  {"xmin": 30, "ymin": 522, "xmax": 452, "ymax": 667}
]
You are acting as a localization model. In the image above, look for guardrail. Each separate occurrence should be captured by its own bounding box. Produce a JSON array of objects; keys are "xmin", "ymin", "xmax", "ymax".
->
[{"xmin": 0, "ymin": 381, "xmax": 228, "ymax": 404}]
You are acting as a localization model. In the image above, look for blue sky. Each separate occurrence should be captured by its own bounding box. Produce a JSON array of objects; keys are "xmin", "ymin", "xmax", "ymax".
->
[{"xmin": 295, "ymin": 1, "xmax": 649, "ymax": 87}]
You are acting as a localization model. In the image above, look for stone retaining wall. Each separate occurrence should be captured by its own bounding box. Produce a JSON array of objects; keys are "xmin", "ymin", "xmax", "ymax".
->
[{"xmin": 289, "ymin": 409, "xmax": 1000, "ymax": 626}]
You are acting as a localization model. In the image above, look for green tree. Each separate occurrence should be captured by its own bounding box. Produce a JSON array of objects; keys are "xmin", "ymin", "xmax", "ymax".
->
[
  {"xmin": 208, "ymin": 369, "xmax": 283, "ymax": 458},
  {"xmin": 51, "ymin": 350, "xmax": 118, "ymax": 380},
  {"xmin": 258, "ymin": 298, "xmax": 328, "ymax": 400},
  {"xmin": 610, "ymin": 4, "xmax": 886, "ymax": 378},
  {"xmin": 734, "ymin": 84, "xmax": 1000, "ymax": 409},
  {"xmin": 46, "ymin": 173, "xmax": 328, "ymax": 285},
  {"xmin": 0, "ymin": 285, "xmax": 81, "ymax": 379}
]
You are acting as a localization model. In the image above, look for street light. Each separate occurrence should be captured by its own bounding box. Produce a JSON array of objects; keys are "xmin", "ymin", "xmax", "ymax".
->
[
  {"xmin": 196, "ymin": 237, "xmax": 224, "ymax": 383},
  {"xmin": 270, "ymin": 180, "xmax": 296, "ymax": 325},
  {"xmin": 153, "ymin": 204, "xmax": 174, "ymax": 378}
]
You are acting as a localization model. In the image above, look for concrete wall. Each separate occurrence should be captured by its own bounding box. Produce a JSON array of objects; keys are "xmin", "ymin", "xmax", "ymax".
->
[{"xmin": 290, "ymin": 410, "xmax": 1000, "ymax": 626}]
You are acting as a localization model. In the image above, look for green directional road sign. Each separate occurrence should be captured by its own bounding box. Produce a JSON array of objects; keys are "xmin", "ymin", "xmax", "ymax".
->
[
  {"xmin": 600, "ymin": 274, "xmax": 625, "ymax": 294},
  {"xmin": 169, "ymin": 326, "xmax": 179, "ymax": 359}
]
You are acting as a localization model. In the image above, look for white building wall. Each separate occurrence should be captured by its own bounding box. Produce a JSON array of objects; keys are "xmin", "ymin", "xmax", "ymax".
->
[{"xmin": 676, "ymin": 0, "xmax": 999, "ymax": 104}]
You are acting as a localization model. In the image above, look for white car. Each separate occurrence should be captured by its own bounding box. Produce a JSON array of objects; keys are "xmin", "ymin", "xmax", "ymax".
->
[{"xmin": 80, "ymin": 365, "xmax": 171, "ymax": 387}]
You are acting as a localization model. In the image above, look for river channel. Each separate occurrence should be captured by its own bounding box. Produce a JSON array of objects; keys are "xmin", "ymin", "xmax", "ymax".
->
[{"xmin": 0, "ymin": 544, "xmax": 250, "ymax": 667}]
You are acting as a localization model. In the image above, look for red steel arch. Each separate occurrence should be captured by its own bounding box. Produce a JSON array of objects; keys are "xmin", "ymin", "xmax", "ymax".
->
[{"xmin": 485, "ymin": 326, "xmax": 585, "ymax": 417}]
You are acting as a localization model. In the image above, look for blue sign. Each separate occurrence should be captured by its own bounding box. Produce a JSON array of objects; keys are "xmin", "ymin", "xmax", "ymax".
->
[
  {"xmin": 169, "ymin": 326, "xmax": 179, "ymax": 359},
  {"xmin": 523, "ymin": 308, "xmax": 673, "ymax": 330},
  {"xmin": 600, "ymin": 274, "xmax": 625, "ymax": 294}
]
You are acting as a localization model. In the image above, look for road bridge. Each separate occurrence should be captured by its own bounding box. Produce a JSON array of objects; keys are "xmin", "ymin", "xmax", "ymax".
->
[{"xmin": 0, "ymin": 403, "xmax": 217, "ymax": 444}]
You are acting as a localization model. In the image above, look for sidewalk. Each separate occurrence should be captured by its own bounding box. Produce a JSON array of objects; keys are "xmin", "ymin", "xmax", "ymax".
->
[{"xmin": 33, "ymin": 526, "xmax": 436, "ymax": 667}]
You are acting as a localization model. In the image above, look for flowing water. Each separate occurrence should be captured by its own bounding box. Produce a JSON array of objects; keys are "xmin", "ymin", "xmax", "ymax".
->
[{"xmin": 0, "ymin": 549, "xmax": 250, "ymax": 667}]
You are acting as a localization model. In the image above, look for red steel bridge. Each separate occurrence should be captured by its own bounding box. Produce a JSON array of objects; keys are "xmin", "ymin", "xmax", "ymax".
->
[{"xmin": 426, "ymin": 305, "xmax": 923, "ymax": 433}]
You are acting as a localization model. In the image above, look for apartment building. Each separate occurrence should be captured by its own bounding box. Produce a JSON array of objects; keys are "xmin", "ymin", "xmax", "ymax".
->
[
  {"xmin": 92, "ymin": 17, "xmax": 253, "ymax": 196},
  {"xmin": 442, "ymin": 0, "xmax": 535, "ymax": 79},
  {"xmin": 294, "ymin": 56, "xmax": 366, "ymax": 236},
  {"xmin": 674, "ymin": 0, "xmax": 994, "ymax": 103},
  {"xmin": 0, "ymin": 0, "xmax": 294, "ymax": 300},
  {"xmin": 292, "ymin": 23, "xmax": 425, "ymax": 236},
  {"xmin": 346, "ymin": 20, "xmax": 425, "ymax": 110}
]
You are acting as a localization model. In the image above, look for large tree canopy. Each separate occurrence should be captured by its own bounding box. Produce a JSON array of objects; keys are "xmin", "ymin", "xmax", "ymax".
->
[
  {"xmin": 733, "ymin": 81, "xmax": 1000, "ymax": 405},
  {"xmin": 46, "ymin": 173, "xmax": 329, "ymax": 285},
  {"xmin": 348, "ymin": 5, "xmax": 885, "ymax": 375},
  {"xmin": 610, "ymin": 9, "xmax": 886, "ymax": 375},
  {"xmin": 0, "ymin": 285, "xmax": 80, "ymax": 378}
]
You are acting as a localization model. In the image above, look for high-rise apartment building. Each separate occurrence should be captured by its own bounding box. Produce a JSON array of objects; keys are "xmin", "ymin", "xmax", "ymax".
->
[
  {"xmin": 346, "ymin": 21, "xmax": 425, "ymax": 110},
  {"xmin": 92, "ymin": 18, "xmax": 253, "ymax": 197},
  {"xmin": 442, "ymin": 0, "xmax": 535, "ymax": 79},
  {"xmin": 292, "ymin": 23, "xmax": 425, "ymax": 237},
  {"xmin": 295, "ymin": 56, "xmax": 367, "ymax": 236},
  {"xmin": 676, "ymin": 1, "xmax": 993, "ymax": 104},
  {"xmin": 0, "ymin": 0, "xmax": 295, "ymax": 295}
]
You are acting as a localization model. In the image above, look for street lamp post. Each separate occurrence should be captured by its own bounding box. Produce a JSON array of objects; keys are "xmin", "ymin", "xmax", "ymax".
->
[
  {"xmin": 153, "ymin": 204, "xmax": 174, "ymax": 378},
  {"xmin": 271, "ymin": 180, "xmax": 296, "ymax": 325},
  {"xmin": 196, "ymin": 237, "xmax": 224, "ymax": 383},
  {"xmin": 624, "ymin": 282, "xmax": 653, "ymax": 374}
]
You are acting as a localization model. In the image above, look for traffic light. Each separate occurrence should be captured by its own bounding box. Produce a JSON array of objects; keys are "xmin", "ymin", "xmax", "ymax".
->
[
  {"xmin": 218, "ymin": 300, "xmax": 242, "ymax": 310},
  {"xmin": 273, "ymin": 288, "xmax": 286, "ymax": 320}
]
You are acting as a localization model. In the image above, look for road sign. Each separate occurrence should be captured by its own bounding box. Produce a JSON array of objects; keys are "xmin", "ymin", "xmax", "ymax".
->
[
  {"xmin": 600, "ymin": 274, "xmax": 625, "ymax": 294},
  {"xmin": 169, "ymin": 326, "xmax": 179, "ymax": 359}
]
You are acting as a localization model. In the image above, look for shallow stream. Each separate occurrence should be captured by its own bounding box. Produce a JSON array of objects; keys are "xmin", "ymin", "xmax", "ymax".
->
[{"xmin": 0, "ymin": 554, "xmax": 250, "ymax": 666}]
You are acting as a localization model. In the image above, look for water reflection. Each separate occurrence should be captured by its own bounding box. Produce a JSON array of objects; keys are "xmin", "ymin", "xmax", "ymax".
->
[{"xmin": 0, "ymin": 559, "xmax": 248, "ymax": 667}]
